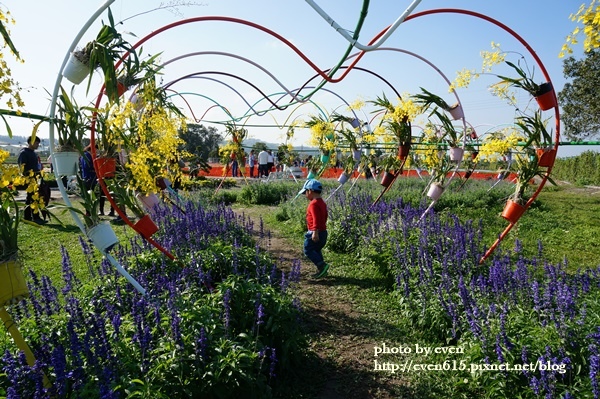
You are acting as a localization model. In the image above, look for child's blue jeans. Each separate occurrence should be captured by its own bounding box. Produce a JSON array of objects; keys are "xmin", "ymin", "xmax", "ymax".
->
[{"xmin": 303, "ymin": 230, "xmax": 328, "ymax": 267}]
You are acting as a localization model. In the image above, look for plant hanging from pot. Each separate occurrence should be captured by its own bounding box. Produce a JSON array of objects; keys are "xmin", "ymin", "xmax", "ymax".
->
[
  {"xmin": 369, "ymin": 93, "xmax": 418, "ymax": 160},
  {"xmin": 412, "ymin": 87, "xmax": 463, "ymax": 120},
  {"xmin": 53, "ymin": 85, "xmax": 89, "ymax": 153},
  {"xmin": 453, "ymin": 42, "xmax": 556, "ymax": 110}
]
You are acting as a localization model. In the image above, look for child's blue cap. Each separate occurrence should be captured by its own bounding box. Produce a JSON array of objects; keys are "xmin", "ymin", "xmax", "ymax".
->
[{"xmin": 299, "ymin": 179, "xmax": 322, "ymax": 194}]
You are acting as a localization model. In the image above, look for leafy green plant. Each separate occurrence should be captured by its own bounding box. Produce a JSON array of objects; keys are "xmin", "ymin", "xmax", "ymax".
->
[
  {"xmin": 106, "ymin": 178, "xmax": 146, "ymax": 218},
  {"xmin": 238, "ymin": 183, "xmax": 293, "ymax": 205},
  {"xmin": 0, "ymin": 187, "xmax": 18, "ymax": 261},
  {"xmin": 496, "ymin": 60, "xmax": 549, "ymax": 96},
  {"xmin": 369, "ymin": 93, "xmax": 412, "ymax": 145},
  {"xmin": 511, "ymin": 149, "xmax": 556, "ymax": 204},
  {"xmin": 515, "ymin": 110, "xmax": 553, "ymax": 148},
  {"xmin": 60, "ymin": 174, "xmax": 103, "ymax": 228},
  {"xmin": 330, "ymin": 112, "xmax": 362, "ymax": 151},
  {"xmin": 53, "ymin": 85, "xmax": 89, "ymax": 153},
  {"xmin": 431, "ymin": 108, "xmax": 463, "ymax": 148},
  {"xmin": 73, "ymin": 8, "xmax": 138, "ymax": 102},
  {"xmin": 412, "ymin": 86, "xmax": 459, "ymax": 113}
]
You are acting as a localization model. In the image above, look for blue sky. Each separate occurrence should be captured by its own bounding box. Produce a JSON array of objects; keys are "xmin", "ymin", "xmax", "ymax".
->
[{"xmin": 3, "ymin": 0, "xmax": 590, "ymax": 157}]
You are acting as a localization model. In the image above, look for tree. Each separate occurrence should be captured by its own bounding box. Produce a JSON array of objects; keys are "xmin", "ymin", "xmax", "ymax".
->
[
  {"xmin": 251, "ymin": 141, "xmax": 269, "ymax": 153},
  {"xmin": 558, "ymin": 49, "xmax": 600, "ymax": 140},
  {"xmin": 179, "ymin": 123, "xmax": 223, "ymax": 159}
]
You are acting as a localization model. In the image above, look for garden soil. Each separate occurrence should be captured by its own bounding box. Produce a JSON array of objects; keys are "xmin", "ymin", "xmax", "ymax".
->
[{"xmin": 236, "ymin": 206, "xmax": 410, "ymax": 399}]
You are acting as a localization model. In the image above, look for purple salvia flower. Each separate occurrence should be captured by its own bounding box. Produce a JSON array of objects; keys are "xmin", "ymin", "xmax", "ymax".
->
[
  {"xmin": 60, "ymin": 245, "xmax": 78, "ymax": 295},
  {"xmin": 223, "ymin": 288, "xmax": 232, "ymax": 332},
  {"xmin": 112, "ymin": 312, "xmax": 122, "ymax": 338},
  {"xmin": 50, "ymin": 345, "xmax": 68, "ymax": 397},
  {"xmin": 279, "ymin": 271, "xmax": 288, "ymax": 292},
  {"xmin": 269, "ymin": 347, "xmax": 277, "ymax": 379},
  {"xmin": 197, "ymin": 327, "xmax": 208, "ymax": 363},
  {"xmin": 289, "ymin": 259, "xmax": 302, "ymax": 284},
  {"xmin": 257, "ymin": 303, "xmax": 265, "ymax": 326},
  {"xmin": 495, "ymin": 334, "xmax": 505, "ymax": 364},
  {"xmin": 590, "ymin": 344, "xmax": 600, "ymax": 399}
]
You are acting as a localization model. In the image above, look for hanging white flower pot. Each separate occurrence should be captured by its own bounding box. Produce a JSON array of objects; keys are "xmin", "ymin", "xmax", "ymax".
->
[
  {"xmin": 448, "ymin": 104, "xmax": 464, "ymax": 120},
  {"xmin": 448, "ymin": 147, "xmax": 464, "ymax": 162},
  {"xmin": 427, "ymin": 182, "xmax": 445, "ymax": 200},
  {"xmin": 338, "ymin": 172, "xmax": 350, "ymax": 185},
  {"xmin": 63, "ymin": 53, "xmax": 90, "ymax": 85},
  {"xmin": 137, "ymin": 193, "xmax": 160, "ymax": 211},
  {"xmin": 52, "ymin": 151, "xmax": 80, "ymax": 176},
  {"xmin": 370, "ymin": 167, "xmax": 377, "ymax": 179},
  {"xmin": 87, "ymin": 222, "xmax": 119, "ymax": 252}
]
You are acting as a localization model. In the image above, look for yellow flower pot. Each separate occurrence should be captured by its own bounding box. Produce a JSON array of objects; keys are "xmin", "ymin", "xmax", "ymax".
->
[{"xmin": 0, "ymin": 260, "xmax": 29, "ymax": 306}]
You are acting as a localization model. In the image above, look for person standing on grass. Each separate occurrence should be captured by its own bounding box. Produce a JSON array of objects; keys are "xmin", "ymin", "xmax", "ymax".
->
[
  {"xmin": 79, "ymin": 145, "xmax": 114, "ymax": 217},
  {"xmin": 267, "ymin": 150, "xmax": 274, "ymax": 176},
  {"xmin": 17, "ymin": 135, "xmax": 47, "ymax": 224},
  {"xmin": 248, "ymin": 149, "xmax": 256, "ymax": 178},
  {"xmin": 231, "ymin": 152, "xmax": 239, "ymax": 177},
  {"xmin": 258, "ymin": 148, "xmax": 269, "ymax": 177},
  {"xmin": 299, "ymin": 179, "xmax": 329, "ymax": 278}
]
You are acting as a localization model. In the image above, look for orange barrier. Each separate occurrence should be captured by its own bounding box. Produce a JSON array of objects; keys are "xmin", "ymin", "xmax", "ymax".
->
[{"xmin": 195, "ymin": 164, "xmax": 517, "ymax": 181}]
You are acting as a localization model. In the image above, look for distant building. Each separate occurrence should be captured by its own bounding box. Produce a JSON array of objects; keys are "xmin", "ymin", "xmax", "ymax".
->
[{"xmin": 0, "ymin": 143, "xmax": 22, "ymax": 156}]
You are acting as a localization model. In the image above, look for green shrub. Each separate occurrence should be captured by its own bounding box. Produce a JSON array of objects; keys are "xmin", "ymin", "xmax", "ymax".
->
[{"xmin": 238, "ymin": 183, "xmax": 294, "ymax": 205}]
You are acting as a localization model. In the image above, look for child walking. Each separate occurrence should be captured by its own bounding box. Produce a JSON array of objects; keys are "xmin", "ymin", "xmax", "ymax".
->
[{"xmin": 299, "ymin": 179, "xmax": 329, "ymax": 278}]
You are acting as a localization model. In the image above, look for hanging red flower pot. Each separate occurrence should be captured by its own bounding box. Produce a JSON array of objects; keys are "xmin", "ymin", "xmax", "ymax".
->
[
  {"xmin": 93, "ymin": 157, "xmax": 117, "ymax": 178},
  {"xmin": 534, "ymin": 82, "xmax": 557, "ymax": 111},
  {"xmin": 397, "ymin": 144, "xmax": 411, "ymax": 160},
  {"xmin": 380, "ymin": 171, "xmax": 396, "ymax": 187},
  {"xmin": 536, "ymin": 148, "xmax": 557, "ymax": 167},
  {"xmin": 155, "ymin": 177, "xmax": 171, "ymax": 190},
  {"xmin": 501, "ymin": 200, "xmax": 526, "ymax": 224},
  {"xmin": 134, "ymin": 215, "xmax": 159, "ymax": 239}
]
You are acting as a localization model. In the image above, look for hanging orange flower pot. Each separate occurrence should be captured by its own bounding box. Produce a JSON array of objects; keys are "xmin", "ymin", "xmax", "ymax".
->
[
  {"xmin": 536, "ymin": 148, "xmax": 557, "ymax": 168},
  {"xmin": 134, "ymin": 215, "xmax": 159, "ymax": 239},
  {"xmin": 501, "ymin": 200, "xmax": 526, "ymax": 224},
  {"xmin": 380, "ymin": 171, "xmax": 396, "ymax": 187},
  {"xmin": 534, "ymin": 82, "xmax": 556, "ymax": 111},
  {"xmin": 155, "ymin": 177, "xmax": 171, "ymax": 190},
  {"xmin": 93, "ymin": 157, "xmax": 117, "ymax": 178}
]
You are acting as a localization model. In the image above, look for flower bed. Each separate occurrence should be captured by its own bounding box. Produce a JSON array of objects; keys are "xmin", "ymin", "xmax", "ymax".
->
[
  {"xmin": 321, "ymin": 190, "xmax": 600, "ymax": 398},
  {"xmin": 0, "ymin": 199, "xmax": 306, "ymax": 397}
]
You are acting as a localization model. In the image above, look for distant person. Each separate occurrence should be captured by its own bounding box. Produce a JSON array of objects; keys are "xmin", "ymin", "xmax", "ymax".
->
[
  {"xmin": 79, "ymin": 145, "xmax": 114, "ymax": 217},
  {"xmin": 267, "ymin": 150, "xmax": 274, "ymax": 175},
  {"xmin": 231, "ymin": 152, "xmax": 239, "ymax": 177},
  {"xmin": 258, "ymin": 149, "xmax": 269, "ymax": 177},
  {"xmin": 17, "ymin": 136, "xmax": 47, "ymax": 224},
  {"xmin": 248, "ymin": 150, "xmax": 256, "ymax": 178},
  {"xmin": 299, "ymin": 179, "xmax": 329, "ymax": 278}
]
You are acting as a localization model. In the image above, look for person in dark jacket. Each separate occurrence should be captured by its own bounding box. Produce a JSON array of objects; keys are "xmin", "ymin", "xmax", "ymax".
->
[
  {"xmin": 17, "ymin": 135, "xmax": 47, "ymax": 224},
  {"xmin": 79, "ymin": 145, "xmax": 114, "ymax": 216}
]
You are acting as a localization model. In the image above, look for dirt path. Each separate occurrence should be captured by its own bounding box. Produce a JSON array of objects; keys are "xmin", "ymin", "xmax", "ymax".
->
[{"xmin": 236, "ymin": 206, "xmax": 408, "ymax": 399}]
